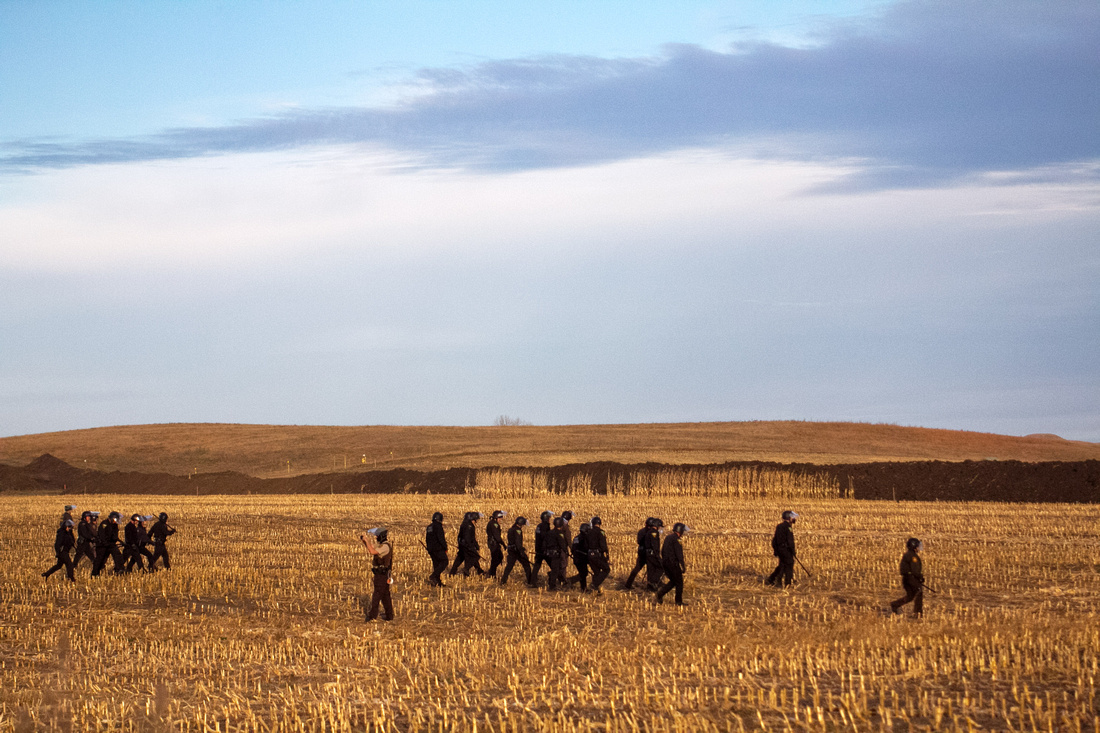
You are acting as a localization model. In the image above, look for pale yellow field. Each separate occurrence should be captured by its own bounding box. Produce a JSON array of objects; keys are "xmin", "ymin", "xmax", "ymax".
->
[{"xmin": 2, "ymin": 495, "xmax": 1098, "ymax": 731}]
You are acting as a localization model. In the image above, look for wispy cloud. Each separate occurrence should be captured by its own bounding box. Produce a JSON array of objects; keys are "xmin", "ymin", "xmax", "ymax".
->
[{"xmin": 2, "ymin": 0, "xmax": 1097, "ymax": 189}]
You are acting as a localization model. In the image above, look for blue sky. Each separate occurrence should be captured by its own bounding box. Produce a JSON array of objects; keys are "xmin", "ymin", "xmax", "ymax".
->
[{"xmin": 2, "ymin": 0, "xmax": 1098, "ymax": 441}]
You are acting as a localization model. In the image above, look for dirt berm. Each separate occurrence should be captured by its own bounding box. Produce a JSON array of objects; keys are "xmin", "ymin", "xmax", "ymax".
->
[{"xmin": 2, "ymin": 454, "xmax": 1097, "ymax": 503}]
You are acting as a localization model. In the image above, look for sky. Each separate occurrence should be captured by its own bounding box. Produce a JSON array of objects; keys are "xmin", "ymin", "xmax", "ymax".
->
[{"xmin": 1, "ymin": 0, "xmax": 1098, "ymax": 441}]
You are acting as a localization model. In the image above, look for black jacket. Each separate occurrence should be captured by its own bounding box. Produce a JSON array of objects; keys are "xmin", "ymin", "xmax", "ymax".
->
[
  {"xmin": 547, "ymin": 527, "xmax": 569, "ymax": 557},
  {"xmin": 771, "ymin": 522, "xmax": 796, "ymax": 559},
  {"xmin": 899, "ymin": 550, "xmax": 923, "ymax": 583},
  {"xmin": 54, "ymin": 527, "xmax": 75, "ymax": 555},
  {"xmin": 459, "ymin": 521, "xmax": 479, "ymax": 553},
  {"xmin": 644, "ymin": 527, "xmax": 661, "ymax": 556},
  {"xmin": 149, "ymin": 519, "xmax": 175, "ymax": 546},
  {"xmin": 571, "ymin": 529, "xmax": 589, "ymax": 561},
  {"xmin": 662, "ymin": 533, "xmax": 685, "ymax": 574},
  {"xmin": 487, "ymin": 519, "xmax": 504, "ymax": 549},
  {"xmin": 425, "ymin": 520, "xmax": 447, "ymax": 554},
  {"xmin": 588, "ymin": 527, "xmax": 609, "ymax": 558},
  {"xmin": 507, "ymin": 523, "xmax": 526, "ymax": 553},
  {"xmin": 456, "ymin": 519, "xmax": 471, "ymax": 550},
  {"xmin": 534, "ymin": 520, "xmax": 550, "ymax": 555},
  {"xmin": 97, "ymin": 521, "xmax": 119, "ymax": 548},
  {"xmin": 77, "ymin": 521, "xmax": 96, "ymax": 546},
  {"xmin": 124, "ymin": 522, "xmax": 142, "ymax": 548}
]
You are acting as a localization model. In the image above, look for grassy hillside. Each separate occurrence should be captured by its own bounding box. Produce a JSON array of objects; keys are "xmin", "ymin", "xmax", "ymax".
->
[{"xmin": 2, "ymin": 421, "xmax": 1097, "ymax": 478}]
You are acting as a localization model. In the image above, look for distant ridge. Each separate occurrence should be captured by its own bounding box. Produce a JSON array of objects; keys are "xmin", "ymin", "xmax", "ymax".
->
[{"xmin": 1, "ymin": 421, "xmax": 1098, "ymax": 479}]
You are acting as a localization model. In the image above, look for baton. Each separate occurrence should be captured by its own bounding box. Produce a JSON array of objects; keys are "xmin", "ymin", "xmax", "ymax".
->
[
  {"xmin": 920, "ymin": 581, "xmax": 938, "ymax": 594},
  {"xmin": 795, "ymin": 556, "xmax": 813, "ymax": 578}
]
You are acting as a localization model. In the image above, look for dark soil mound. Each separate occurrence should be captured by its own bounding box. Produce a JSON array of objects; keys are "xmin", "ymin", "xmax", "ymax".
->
[{"xmin": 1, "ymin": 454, "xmax": 1096, "ymax": 503}]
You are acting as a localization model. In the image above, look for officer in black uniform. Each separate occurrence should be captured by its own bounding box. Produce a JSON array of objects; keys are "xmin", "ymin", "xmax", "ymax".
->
[
  {"xmin": 73, "ymin": 511, "xmax": 99, "ymax": 570},
  {"xmin": 147, "ymin": 512, "xmax": 176, "ymax": 571},
  {"xmin": 43, "ymin": 519, "xmax": 77, "ymax": 582},
  {"xmin": 485, "ymin": 510, "xmax": 507, "ymax": 578},
  {"xmin": 91, "ymin": 512, "xmax": 124, "ymax": 577},
  {"xmin": 622, "ymin": 518, "xmax": 653, "ymax": 590},
  {"xmin": 547, "ymin": 517, "xmax": 570, "ymax": 590},
  {"xmin": 889, "ymin": 537, "xmax": 925, "ymax": 617},
  {"xmin": 766, "ymin": 510, "xmax": 798, "ymax": 587},
  {"xmin": 568, "ymin": 522, "xmax": 591, "ymax": 590},
  {"xmin": 425, "ymin": 511, "xmax": 448, "ymax": 587},
  {"xmin": 586, "ymin": 516, "xmax": 611, "ymax": 594},
  {"xmin": 60, "ymin": 505, "xmax": 76, "ymax": 526},
  {"xmin": 458, "ymin": 512, "xmax": 484, "ymax": 577},
  {"xmin": 645, "ymin": 518, "xmax": 665, "ymax": 591},
  {"xmin": 500, "ymin": 516, "xmax": 533, "ymax": 586},
  {"xmin": 449, "ymin": 512, "xmax": 473, "ymax": 576},
  {"xmin": 529, "ymin": 511, "xmax": 554, "ymax": 586},
  {"xmin": 655, "ymin": 522, "xmax": 689, "ymax": 606},
  {"xmin": 124, "ymin": 514, "xmax": 154, "ymax": 573},
  {"xmin": 561, "ymin": 510, "xmax": 574, "ymax": 546}
]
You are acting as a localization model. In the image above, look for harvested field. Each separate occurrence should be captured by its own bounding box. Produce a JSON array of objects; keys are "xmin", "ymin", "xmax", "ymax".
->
[{"xmin": 3, "ymin": 494, "xmax": 1098, "ymax": 731}]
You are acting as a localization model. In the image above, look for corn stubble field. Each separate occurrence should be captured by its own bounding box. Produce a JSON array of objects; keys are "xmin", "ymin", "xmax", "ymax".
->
[{"xmin": 2, "ymin": 492, "xmax": 1098, "ymax": 731}]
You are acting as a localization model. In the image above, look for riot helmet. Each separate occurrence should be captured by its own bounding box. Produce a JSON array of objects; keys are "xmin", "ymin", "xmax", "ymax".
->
[
  {"xmin": 782, "ymin": 510, "xmax": 799, "ymax": 522},
  {"xmin": 553, "ymin": 517, "xmax": 565, "ymax": 529},
  {"xmin": 590, "ymin": 516, "xmax": 602, "ymax": 527},
  {"xmin": 62, "ymin": 519, "xmax": 75, "ymax": 528},
  {"xmin": 515, "ymin": 516, "xmax": 528, "ymax": 526},
  {"xmin": 159, "ymin": 512, "xmax": 169, "ymax": 522},
  {"xmin": 491, "ymin": 510, "xmax": 505, "ymax": 520},
  {"xmin": 431, "ymin": 512, "xmax": 444, "ymax": 522},
  {"xmin": 561, "ymin": 511, "xmax": 573, "ymax": 522},
  {"xmin": 906, "ymin": 537, "xmax": 922, "ymax": 552},
  {"xmin": 540, "ymin": 511, "xmax": 553, "ymax": 523},
  {"xmin": 672, "ymin": 522, "xmax": 689, "ymax": 535}
]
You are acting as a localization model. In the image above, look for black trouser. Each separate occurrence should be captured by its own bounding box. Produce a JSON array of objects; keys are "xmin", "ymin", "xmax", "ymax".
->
[
  {"xmin": 656, "ymin": 566, "xmax": 684, "ymax": 604},
  {"xmin": 624, "ymin": 549, "xmax": 646, "ymax": 589},
  {"xmin": 123, "ymin": 545, "xmax": 152, "ymax": 573},
  {"xmin": 367, "ymin": 572, "xmax": 394, "ymax": 620},
  {"xmin": 148, "ymin": 543, "xmax": 171, "ymax": 571},
  {"xmin": 44, "ymin": 550, "xmax": 75, "ymax": 581},
  {"xmin": 890, "ymin": 577, "xmax": 924, "ymax": 616},
  {"xmin": 589, "ymin": 553, "xmax": 610, "ymax": 591},
  {"xmin": 427, "ymin": 551, "xmax": 448, "ymax": 586},
  {"xmin": 449, "ymin": 547, "xmax": 466, "ymax": 575},
  {"xmin": 767, "ymin": 555, "xmax": 794, "ymax": 587},
  {"xmin": 530, "ymin": 551, "xmax": 549, "ymax": 585},
  {"xmin": 73, "ymin": 542, "xmax": 96, "ymax": 569},
  {"xmin": 92, "ymin": 545, "xmax": 123, "ymax": 576},
  {"xmin": 460, "ymin": 548, "xmax": 483, "ymax": 577},
  {"xmin": 568, "ymin": 558, "xmax": 589, "ymax": 590},
  {"xmin": 547, "ymin": 553, "xmax": 567, "ymax": 590},
  {"xmin": 501, "ymin": 549, "xmax": 532, "ymax": 585},
  {"xmin": 487, "ymin": 544, "xmax": 504, "ymax": 577},
  {"xmin": 645, "ymin": 552, "xmax": 664, "ymax": 591}
]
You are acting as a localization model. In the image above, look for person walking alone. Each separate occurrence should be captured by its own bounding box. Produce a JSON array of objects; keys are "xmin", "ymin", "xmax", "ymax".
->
[
  {"xmin": 766, "ymin": 511, "xmax": 798, "ymax": 588},
  {"xmin": 361, "ymin": 527, "xmax": 395, "ymax": 621}
]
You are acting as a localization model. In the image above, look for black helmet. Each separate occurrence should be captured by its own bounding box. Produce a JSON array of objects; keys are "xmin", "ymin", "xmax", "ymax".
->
[
  {"xmin": 562, "ymin": 510, "xmax": 573, "ymax": 521},
  {"xmin": 515, "ymin": 516, "xmax": 528, "ymax": 526},
  {"xmin": 906, "ymin": 537, "xmax": 922, "ymax": 551},
  {"xmin": 159, "ymin": 512, "xmax": 169, "ymax": 522},
  {"xmin": 62, "ymin": 519, "xmax": 75, "ymax": 528},
  {"xmin": 672, "ymin": 522, "xmax": 689, "ymax": 535},
  {"xmin": 553, "ymin": 517, "xmax": 565, "ymax": 528},
  {"xmin": 107, "ymin": 512, "xmax": 121, "ymax": 522},
  {"xmin": 491, "ymin": 510, "xmax": 505, "ymax": 519},
  {"xmin": 470, "ymin": 511, "xmax": 482, "ymax": 521},
  {"xmin": 376, "ymin": 528, "xmax": 389, "ymax": 543},
  {"xmin": 782, "ymin": 510, "xmax": 799, "ymax": 521},
  {"xmin": 81, "ymin": 511, "xmax": 94, "ymax": 520},
  {"xmin": 64, "ymin": 505, "xmax": 76, "ymax": 512},
  {"xmin": 652, "ymin": 518, "xmax": 664, "ymax": 528},
  {"xmin": 579, "ymin": 522, "xmax": 591, "ymax": 533},
  {"xmin": 590, "ymin": 516, "xmax": 602, "ymax": 527},
  {"xmin": 540, "ymin": 511, "xmax": 553, "ymax": 522},
  {"xmin": 644, "ymin": 517, "xmax": 655, "ymax": 527},
  {"xmin": 431, "ymin": 512, "xmax": 443, "ymax": 522}
]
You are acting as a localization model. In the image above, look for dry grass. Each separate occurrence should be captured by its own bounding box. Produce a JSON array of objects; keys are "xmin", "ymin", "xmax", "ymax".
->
[
  {"xmin": 2, "ymin": 421, "xmax": 1098, "ymax": 478},
  {"xmin": 3, "ymin": 494, "xmax": 1098, "ymax": 730}
]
